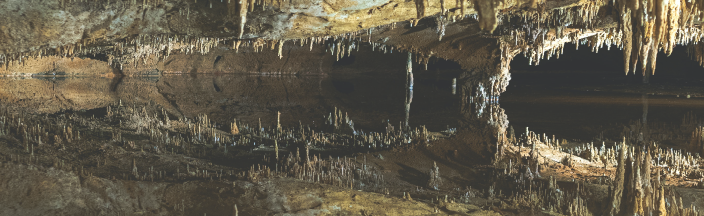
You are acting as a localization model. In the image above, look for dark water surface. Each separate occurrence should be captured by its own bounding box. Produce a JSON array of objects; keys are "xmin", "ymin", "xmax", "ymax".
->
[
  {"xmin": 0, "ymin": 73, "xmax": 462, "ymax": 134},
  {"xmin": 502, "ymin": 72, "xmax": 704, "ymax": 143},
  {"xmin": 4, "ymin": 72, "xmax": 704, "ymax": 142}
]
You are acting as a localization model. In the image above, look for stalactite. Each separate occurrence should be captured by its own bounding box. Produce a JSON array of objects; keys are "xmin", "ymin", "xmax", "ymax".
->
[
  {"xmin": 665, "ymin": 0, "xmax": 681, "ymax": 55},
  {"xmin": 415, "ymin": 0, "xmax": 427, "ymax": 19},
  {"xmin": 278, "ymin": 40, "xmax": 285, "ymax": 59},
  {"xmin": 441, "ymin": 0, "xmax": 446, "ymax": 15},
  {"xmin": 473, "ymin": 0, "xmax": 497, "ymax": 32},
  {"xmin": 613, "ymin": 0, "xmax": 704, "ymax": 75},
  {"xmin": 247, "ymin": 0, "xmax": 254, "ymax": 12},
  {"xmin": 238, "ymin": 0, "xmax": 248, "ymax": 39}
]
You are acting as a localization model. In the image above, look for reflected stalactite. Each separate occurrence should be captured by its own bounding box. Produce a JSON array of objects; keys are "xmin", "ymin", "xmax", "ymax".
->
[
  {"xmin": 434, "ymin": 15, "xmax": 448, "ymax": 41},
  {"xmin": 405, "ymin": 52, "xmax": 414, "ymax": 130},
  {"xmin": 456, "ymin": 42, "xmax": 512, "ymax": 105},
  {"xmin": 604, "ymin": 140, "xmax": 699, "ymax": 215},
  {"xmin": 459, "ymin": 79, "xmax": 509, "ymax": 162},
  {"xmin": 641, "ymin": 92, "xmax": 649, "ymax": 145}
]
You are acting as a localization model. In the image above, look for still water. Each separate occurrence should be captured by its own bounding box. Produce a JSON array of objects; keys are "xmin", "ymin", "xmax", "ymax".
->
[
  {"xmin": 2, "ymin": 70, "xmax": 704, "ymax": 215},
  {"xmin": 3, "ymin": 72, "xmax": 702, "ymax": 147}
]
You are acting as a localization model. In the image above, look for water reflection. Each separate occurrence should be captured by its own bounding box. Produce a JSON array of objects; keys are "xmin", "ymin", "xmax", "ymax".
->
[
  {"xmin": 641, "ymin": 92, "xmax": 649, "ymax": 144},
  {"xmin": 501, "ymin": 83, "xmax": 704, "ymax": 155},
  {"xmin": 0, "ymin": 72, "xmax": 511, "ymax": 169},
  {"xmin": 405, "ymin": 52, "xmax": 414, "ymax": 130},
  {"xmin": 4, "ymin": 70, "xmax": 704, "ymax": 214},
  {"xmin": 6, "ymin": 72, "xmax": 704, "ymax": 157},
  {"xmin": 0, "ymin": 74, "xmax": 460, "ymax": 134}
]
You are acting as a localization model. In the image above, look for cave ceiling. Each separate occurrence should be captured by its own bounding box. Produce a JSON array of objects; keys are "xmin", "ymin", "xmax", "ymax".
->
[{"xmin": 1, "ymin": 0, "xmax": 703, "ymax": 94}]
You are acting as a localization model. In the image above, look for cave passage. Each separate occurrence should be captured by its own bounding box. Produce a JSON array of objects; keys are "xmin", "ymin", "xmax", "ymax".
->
[{"xmin": 5, "ymin": 0, "xmax": 704, "ymax": 215}]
